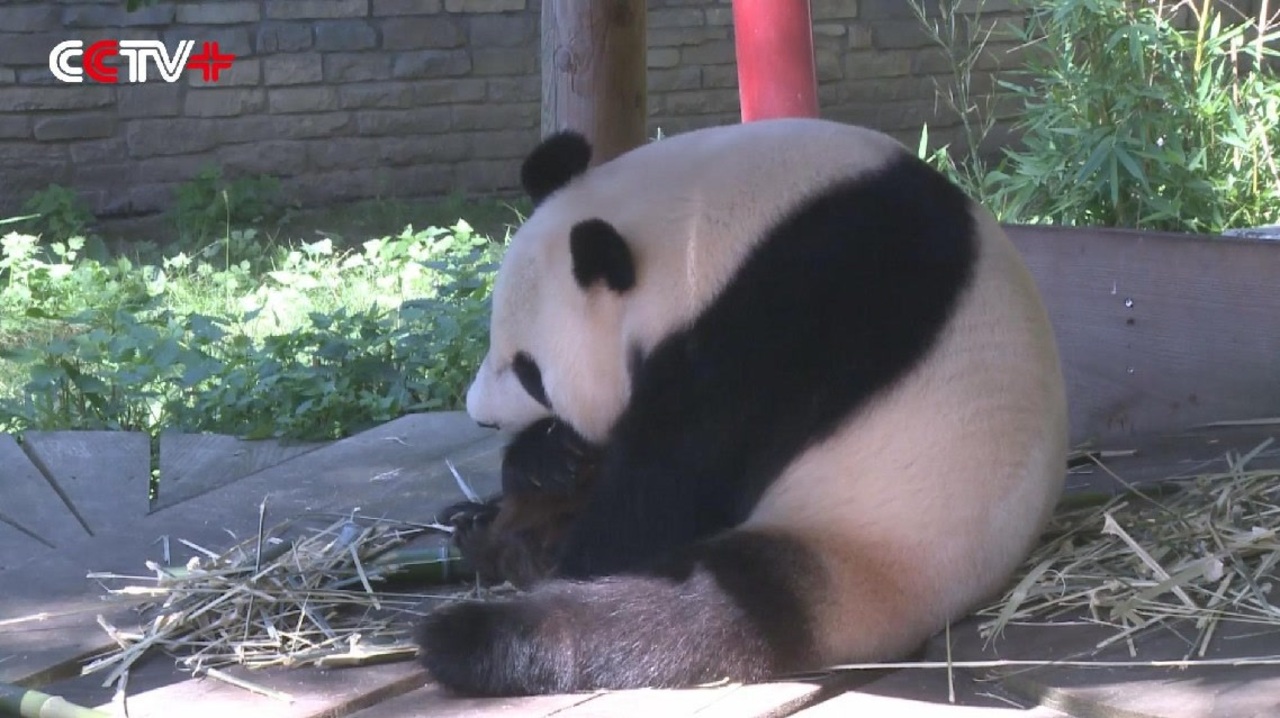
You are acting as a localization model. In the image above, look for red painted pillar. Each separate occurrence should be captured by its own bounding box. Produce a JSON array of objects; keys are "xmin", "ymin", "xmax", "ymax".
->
[{"xmin": 732, "ymin": 0, "xmax": 820, "ymax": 122}]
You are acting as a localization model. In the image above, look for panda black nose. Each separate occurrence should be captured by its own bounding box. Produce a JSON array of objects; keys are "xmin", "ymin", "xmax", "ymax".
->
[{"xmin": 477, "ymin": 421, "xmax": 499, "ymax": 429}]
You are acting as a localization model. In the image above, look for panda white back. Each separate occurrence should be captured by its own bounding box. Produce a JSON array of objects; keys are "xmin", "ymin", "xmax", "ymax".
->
[{"xmin": 423, "ymin": 118, "xmax": 1068, "ymax": 696}]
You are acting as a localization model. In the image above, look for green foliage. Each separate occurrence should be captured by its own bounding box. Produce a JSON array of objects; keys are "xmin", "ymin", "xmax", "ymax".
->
[
  {"xmin": 998, "ymin": 0, "xmax": 1280, "ymax": 231},
  {"xmin": 0, "ymin": 221, "xmax": 501, "ymax": 441},
  {"xmin": 20, "ymin": 185, "xmax": 95, "ymax": 241},
  {"xmin": 914, "ymin": 0, "xmax": 1280, "ymax": 233},
  {"xmin": 172, "ymin": 165, "xmax": 283, "ymax": 248}
]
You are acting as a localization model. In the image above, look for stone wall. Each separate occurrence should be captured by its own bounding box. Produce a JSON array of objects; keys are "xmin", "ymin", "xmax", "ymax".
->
[{"xmin": 0, "ymin": 0, "xmax": 1027, "ymax": 220}]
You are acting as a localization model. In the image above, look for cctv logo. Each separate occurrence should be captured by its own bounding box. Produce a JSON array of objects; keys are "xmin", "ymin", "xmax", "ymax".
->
[{"xmin": 49, "ymin": 40, "xmax": 236, "ymax": 84}]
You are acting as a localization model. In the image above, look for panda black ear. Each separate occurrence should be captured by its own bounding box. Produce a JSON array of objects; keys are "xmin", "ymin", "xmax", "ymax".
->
[
  {"xmin": 570, "ymin": 219, "xmax": 635, "ymax": 293},
  {"xmin": 521, "ymin": 131, "xmax": 592, "ymax": 206}
]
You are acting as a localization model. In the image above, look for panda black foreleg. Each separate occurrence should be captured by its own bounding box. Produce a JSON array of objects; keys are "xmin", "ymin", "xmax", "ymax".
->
[{"xmin": 416, "ymin": 528, "xmax": 826, "ymax": 696}]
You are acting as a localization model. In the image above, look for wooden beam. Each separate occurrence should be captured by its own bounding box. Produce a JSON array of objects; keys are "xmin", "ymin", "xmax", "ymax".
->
[{"xmin": 540, "ymin": 0, "xmax": 648, "ymax": 166}]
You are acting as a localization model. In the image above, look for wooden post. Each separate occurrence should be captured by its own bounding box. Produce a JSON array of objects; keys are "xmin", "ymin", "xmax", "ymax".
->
[
  {"xmin": 541, "ymin": 0, "xmax": 648, "ymax": 166},
  {"xmin": 732, "ymin": 0, "xmax": 819, "ymax": 121}
]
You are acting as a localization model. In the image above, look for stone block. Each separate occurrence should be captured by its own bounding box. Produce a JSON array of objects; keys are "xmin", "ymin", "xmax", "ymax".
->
[
  {"xmin": 486, "ymin": 77, "xmax": 539, "ymax": 102},
  {"xmin": 69, "ymin": 138, "xmax": 128, "ymax": 164},
  {"xmin": 326, "ymin": 53, "xmax": 394, "ymax": 82},
  {"xmin": 220, "ymin": 140, "xmax": 309, "ymax": 177},
  {"xmin": 257, "ymin": 23, "xmax": 314, "ymax": 52},
  {"xmin": 468, "ymin": 13, "xmax": 536, "ymax": 47},
  {"xmin": 393, "ymin": 49, "xmax": 472, "ymax": 78},
  {"xmin": 264, "ymin": 53, "xmax": 324, "ymax": 85},
  {"xmin": 845, "ymin": 49, "xmax": 914, "ymax": 78},
  {"xmin": 177, "ymin": 2, "xmax": 261, "ymax": 24},
  {"xmin": 871, "ymin": 19, "xmax": 930, "ymax": 49},
  {"xmin": 460, "ymin": 129, "xmax": 535, "ymax": 160},
  {"xmin": 650, "ymin": 8, "xmax": 703, "ymax": 28},
  {"xmin": 269, "ymin": 87, "xmax": 338, "ymax": 113},
  {"xmin": 444, "ymin": 0, "xmax": 524, "ymax": 12},
  {"xmin": 648, "ymin": 66, "xmax": 701, "ymax": 92},
  {"xmin": 663, "ymin": 88, "xmax": 738, "ymax": 115},
  {"xmin": 810, "ymin": 0, "xmax": 859, "ymax": 20},
  {"xmin": 355, "ymin": 107, "xmax": 452, "ymax": 136},
  {"xmin": 373, "ymin": 0, "xmax": 444, "ymax": 15},
  {"xmin": 184, "ymin": 88, "xmax": 267, "ymax": 117},
  {"xmin": 454, "ymin": 158, "xmax": 519, "ymax": 193},
  {"xmin": 0, "ymin": 33, "xmax": 65, "ymax": 66},
  {"xmin": 471, "ymin": 47, "xmax": 534, "ymax": 75},
  {"xmin": 380, "ymin": 16, "xmax": 466, "ymax": 49},
  {"xmin": 314, "ymin": 20, "xmax": 378, "ymax": 51},
  {"xmin": 307, "ymin": 137, "xmax": 381, "ymax": 170},
  {"xmin": 0, "ymin": 6, "xmax": 60, "ymax": 32},
  {"xmin": 265, "ymin": 0, "xmax": 369, "ymax": 20},
  {"xmin": 679, "ymin": 39, "xmax": 735, "ymax": 65},
  {"xmin": 649, "ymin": 26, "xmax": 723, "ymax": 47},
  {"xmin": 126, "ymin": 119, "xmax": 222, "ymax": 157},
  {"xmin": 700, "ymin": 64, "xmax": 738, "ymax": 88},
  {"xmin": 0, "ymin": 116, "xmax": 31, "ymax": 140},
  {"xmin": 63, "ymin": 3, "xmax": 174, "ymax": 27},
  {"xmin": 117, "ymin": 84, "xmax": 183, "ymax": 118},
  {"xmin": 33, "ymin": 113, "xmax": 117, "ymax": 141},
  {"xmin": 452, "ymin": 102, "xmax": 537, "ymax": 130},
  {"xmin": 6, "ymin": 87, "xmax": 112, "ymax": 112},
  {"xmin": 647, "ymin": 47, "xmax": 680, "ymax": 69},
  {"xmin": 380, "ymin": 134, "xmax": 471, "ymax": 164}
]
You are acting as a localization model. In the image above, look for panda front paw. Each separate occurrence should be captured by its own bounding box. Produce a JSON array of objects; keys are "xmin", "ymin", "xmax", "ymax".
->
[{"xmin": 416, "ymin": 597, "xmax": 574, "ymax": 697}]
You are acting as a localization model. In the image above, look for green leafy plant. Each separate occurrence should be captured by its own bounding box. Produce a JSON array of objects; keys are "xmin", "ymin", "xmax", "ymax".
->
[
  {"xmin": 20, "ymin": 184, "xmax": 95, "ymax": 241},
  {"xmin": 997, "ymin": 0, "xmax": 1280, "ymax": 231},
  {"xmin": 912, "ymin": 0, "xmax": 1280, "ymax": 233},
  {"xmin": 171, "ymin": 165, "xmax": 283, "ymax": 248},
  {"xmin": 0, "ymin": 220, "xmax": 501, "ymax": 441}
]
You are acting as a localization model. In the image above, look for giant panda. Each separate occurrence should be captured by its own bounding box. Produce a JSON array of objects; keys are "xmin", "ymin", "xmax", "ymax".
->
[{"xmin": 416, "ymin": 117, "xmax": 1069, "ymax": 697}]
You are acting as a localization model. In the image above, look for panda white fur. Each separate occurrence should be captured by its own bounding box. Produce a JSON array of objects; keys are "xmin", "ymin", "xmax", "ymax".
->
[{"xmin": 417, "ymin": 117, "xmax": 1069, "ymax": 696}]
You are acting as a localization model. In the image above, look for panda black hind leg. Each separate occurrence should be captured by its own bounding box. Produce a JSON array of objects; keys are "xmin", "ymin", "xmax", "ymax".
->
[{"xmin": 417, "ymin": 528, "xmax": 834, "ymax": 695}]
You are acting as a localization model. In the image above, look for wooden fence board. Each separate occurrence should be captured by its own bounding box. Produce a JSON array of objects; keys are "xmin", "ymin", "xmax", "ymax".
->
[
  {"xmin": 0, "ymin": 434, "xmax": 87, "ymax": 555},
  {"xmin": 0, "ymin": 412, "xmax": 504, "ymax": 688},
  {"xmin": 19, "ymin": 431, "xmax": 151, "ymax": 536},
  {"xmin": 1007, "ymin": 227, "xmax": 1280, "ymax": 444},
  {"xmin": 154, "ymin": 432, "xmax": 325, "ymax": 511}
]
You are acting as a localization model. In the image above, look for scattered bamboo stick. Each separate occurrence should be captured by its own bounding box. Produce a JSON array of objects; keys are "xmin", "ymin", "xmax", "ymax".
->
[
  {"xmin": 976, "ymin": 440, "xmax": 1280, "ymax": 662},
  {"xmin": 0, "ymin": 681, "xmax": 110, "ymax": 718}
]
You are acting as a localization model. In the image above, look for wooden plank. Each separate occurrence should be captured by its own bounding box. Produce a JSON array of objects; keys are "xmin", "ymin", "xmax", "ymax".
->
[
  {"xmin": 793, "ymin": 690, "xmax": 1067, "ymax": 717},
  {"xmin": 0, "ymin": 520, "xmax": 49, "ymax": 571},
  {"xmin": 153, "ymin": 432, "xmax": 325, "ymax": 511},
  {"xmin": 792, "ymin": 663, "xmax": 1068, "ymax": 718},
  {"xmin": 1007, "ymin": 226, "xmax": 1280, "ymax": 444},
  {"xmin": 0, "ymin": 434, "xmax": 88, "ymax": 556},
  {"xmin": 47, "ymin": 655, "xmax": 428, "ymax": 718},
  {"xmin": 347, "ymin": 684, "xmax": 599, "ymax": 717},
  {"xmin": 548, "ymin": 680, "xmax": 839, "ymax": 718},
  {"xmin": 0, "ymin": 412, "xmax": 504, "ymax": 690},
  {"xmin": 20, "ymin": 430, "xmax": 151, "ymax": 536}
]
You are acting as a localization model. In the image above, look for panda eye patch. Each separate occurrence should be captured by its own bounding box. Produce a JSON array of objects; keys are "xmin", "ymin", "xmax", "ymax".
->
[{"xmin": 512, "ymin": 352, "xmax": 551, "ymax": 409}]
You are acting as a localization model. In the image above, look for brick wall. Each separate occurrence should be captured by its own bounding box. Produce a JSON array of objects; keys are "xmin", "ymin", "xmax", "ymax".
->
[{"xmin": 0, "ymin": 0, "xmax": 1024, "ymax": 221}]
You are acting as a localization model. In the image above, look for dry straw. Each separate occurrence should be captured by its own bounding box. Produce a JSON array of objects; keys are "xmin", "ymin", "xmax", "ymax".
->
[
  {"xmin": 81, "ymin": 506, "xmax": 477, "ymax": 700},
  {"xmin": 976, "ymin": 437, "xmax": 1280, "ymax": 660}
]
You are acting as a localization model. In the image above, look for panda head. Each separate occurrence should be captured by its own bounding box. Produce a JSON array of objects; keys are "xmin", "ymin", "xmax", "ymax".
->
[{"xmin": 466, "ymin": 131, "xmax": 638, "ymax": 443}]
